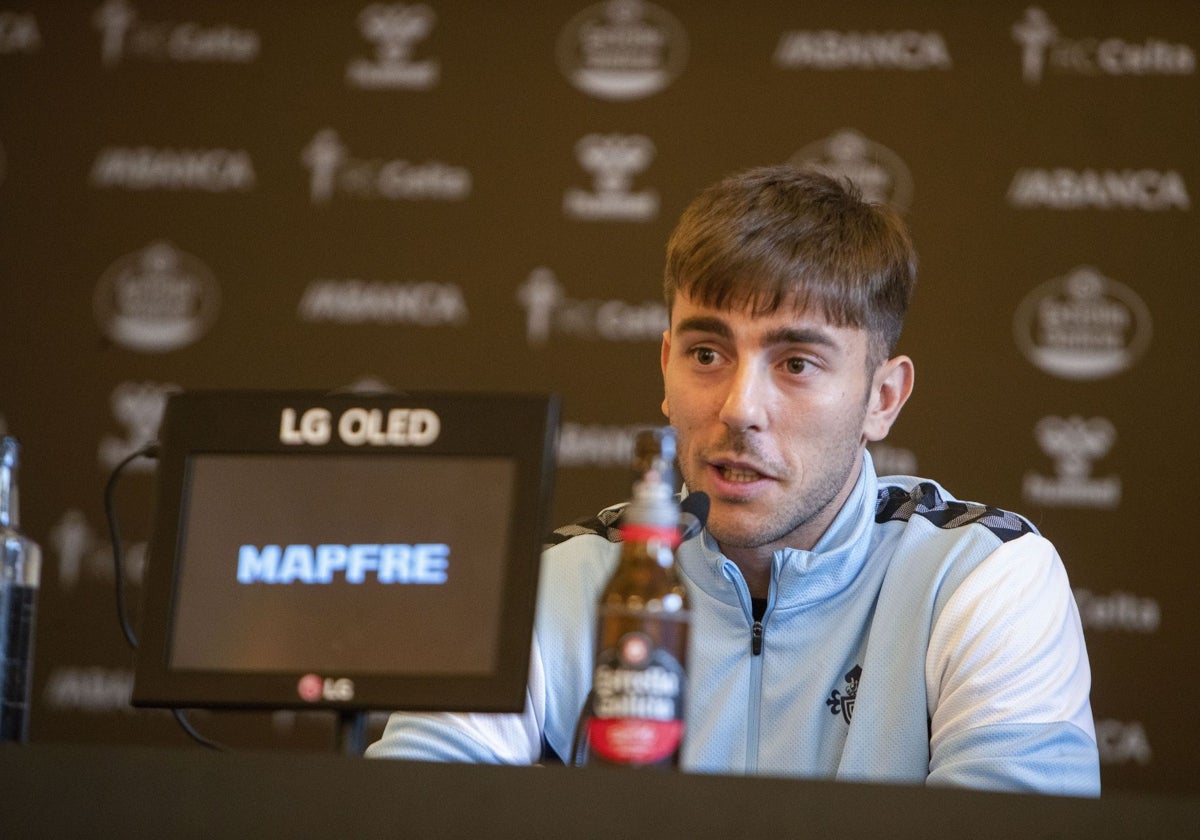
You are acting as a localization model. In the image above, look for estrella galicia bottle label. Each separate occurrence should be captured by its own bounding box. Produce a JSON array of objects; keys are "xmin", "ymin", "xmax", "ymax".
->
[{"xmin": 587, "ymin": 631, "xmax": 686, "ymax": 764}]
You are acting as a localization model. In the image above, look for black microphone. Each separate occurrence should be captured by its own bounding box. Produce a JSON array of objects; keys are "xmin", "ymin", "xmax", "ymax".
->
[{"xmin": 679, "ymin": 491, "xmax": 710, "ymax": 541}]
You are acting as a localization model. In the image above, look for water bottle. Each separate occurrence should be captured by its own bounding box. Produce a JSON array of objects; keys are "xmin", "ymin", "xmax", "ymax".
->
[{"xmin": 1, "ymin": 436, "xmax": 41, "ymax": 743}]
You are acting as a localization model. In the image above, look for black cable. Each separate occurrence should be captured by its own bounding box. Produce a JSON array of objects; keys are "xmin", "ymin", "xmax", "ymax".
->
[
  {"xmin": 172, "ymin": 709, "xmax": 225, "ymax": 751},
  {"xmin": 102, "ymin": 441, "xmax": 227, "ymax": 752},
  {"xmin": 104, "ymin": 441, "xmax": 159, "ymax": 651},
  {"xmin": 569, "ymin": 691, "xmax": 594, "ymax": 766}
]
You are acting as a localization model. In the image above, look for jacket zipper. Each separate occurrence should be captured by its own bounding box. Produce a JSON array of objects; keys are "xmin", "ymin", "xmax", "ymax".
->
[{"xmin": 724, "ymin": 560, "xmax": 770, "ymax": 774}]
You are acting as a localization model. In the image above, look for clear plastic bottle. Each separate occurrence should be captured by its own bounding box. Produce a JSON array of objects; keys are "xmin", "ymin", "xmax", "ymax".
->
[{"xmin": 1, "ymin": 436, "xmax": 41, "ymax": 743}]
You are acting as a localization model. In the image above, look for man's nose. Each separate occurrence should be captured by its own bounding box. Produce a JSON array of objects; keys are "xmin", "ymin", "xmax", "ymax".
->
[{"xmin": 718, "ymin": 362, "xmax": 768, "ymax": 432}]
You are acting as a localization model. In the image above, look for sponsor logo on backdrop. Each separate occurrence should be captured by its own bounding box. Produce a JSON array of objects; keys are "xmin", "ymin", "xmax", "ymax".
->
[
  {"xmin": 1007, "ymin": 166, "xmax": 1189, "ymax": 211},
  {"xmin": 1096, "ymin": 719, "xmax": 1152, "ymax": 766},
  {"xmin": 89, "ymin": 147, "xmax": 256, "ymax": 192},
  {"xmin": 866, "ymin": 443, "xmax": 918, "ymax": 477},
  {"xmin": 98, "ymin": 381, "xmax": 178, "ymax": 472},
  {"xmin": 1074, "ymin": 588, "xmax": 1161, "ymax": 634},
  {"xmin": 557, "ymin": 0, "xmax": 687, "ymax": 100},
  {"xmin": 1012, "ymin": 7, "xmax": 1195, "ymax": 85},
  {"xmin": 0, "ymin": 10, "xmax": 40, "ymax": 54},
  {"xmin": 774, "ymin": 26, "xmax": 951, "ymax": 71},
  {"xmin": 558, "ymin": 423, "xmax": 655, "ymax": 468},
  {"xmin": 44, "ymin": 667, "xmax": 136, "ymax": 713},
  {"xmin": 346, "ymin": 3, "xmax": 440, "ymax": 89},
  {"xmin": 94, "ymin": 241, "xmax": 220, "ymax": 353},
  {"xmin": 1023, "ymin": 415, "xmax": 1120, "ymax": 509},
  {"xmin": 92, "ymin": 0, "xmax": 260, "ymax": 67},
  {"xmin": 301, "ymin": 128, "xmax": 471, "ymax": 204},
  {"xmin": 790, "ymin": 129, "xmax": 913, "ymax": 212},
  {"xmin": 50, "ymin": 508, "xmax": 146, "ymax": 592},
  {"xmin": 518, "ymin": 267, "xmax": 667, "ymax": 346},
  {"xmin": 1014, "ymin": 266, "xmax": 1152, "ymax": 380},
  {"xmin": 564, "ymin": 134, "xmax": 658, "ymax": 221},
  {"xmin": 298, "ymin": 279, "xmax": 469, "ymax": 325}
]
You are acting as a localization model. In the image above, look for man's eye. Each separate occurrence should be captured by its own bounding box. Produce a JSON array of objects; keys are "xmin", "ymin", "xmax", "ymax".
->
[
  {"xmin": 785, "ymin": 357, "xmax": 809, "ymax": 374},
  {"xmin": 693, "ymin": 347, "xmax": 718, "ymax": 365}
]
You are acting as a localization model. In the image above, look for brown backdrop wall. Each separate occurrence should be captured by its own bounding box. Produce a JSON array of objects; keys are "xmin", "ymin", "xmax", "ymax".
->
[{"xmin": 1, "ymin": 0, "xmax": 1197, "ymax": 796}]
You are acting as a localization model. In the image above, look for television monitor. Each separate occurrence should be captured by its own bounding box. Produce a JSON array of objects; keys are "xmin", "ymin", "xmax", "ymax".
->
[{"xmin": 131, "ymin": 390, "xmax": 559, "ymax": 714}]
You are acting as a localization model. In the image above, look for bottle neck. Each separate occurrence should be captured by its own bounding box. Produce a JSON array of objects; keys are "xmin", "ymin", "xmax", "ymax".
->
[
  {"xmin": 619, "ymin": 523, "xmax": 680, "ymax": 549},
  {"xmin": 0, "ymin": 462, "xmax": 16, "ymax": 529},
  {"xmin": 0, "ymin": 438, "xmax": 18, "ymax": 528}
]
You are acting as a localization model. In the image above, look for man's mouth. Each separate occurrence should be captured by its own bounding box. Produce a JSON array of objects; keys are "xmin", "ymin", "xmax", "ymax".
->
[{"xmin": 718, "ymin": 465, "xmax": 764, "ymax": 483}]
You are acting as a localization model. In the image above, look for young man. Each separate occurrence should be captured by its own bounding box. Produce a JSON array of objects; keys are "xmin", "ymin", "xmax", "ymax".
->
[{"xmin": 367, "ymin": 166, "xmax": 1100, "ymax": 796}]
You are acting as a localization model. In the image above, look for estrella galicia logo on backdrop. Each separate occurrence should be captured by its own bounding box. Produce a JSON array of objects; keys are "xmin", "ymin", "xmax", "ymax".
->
[
  {"xmin": 517, "ymin": 267, "xmax": 666, "ymax": 346},
  {"xmin": 0, "ymin": 10, "xmax": 41, "ymax": 54},
  {"xmin": 564, "ymin": 133, "xmax": 659, "ymax": 222},
  {"xmin": 94, "ymin": 241, "xmax": 220, "ymax": 353},
  {"xmin": 1013, "ymin": 266, "xmax": 1152, "ymax": 380},
  {"xmin": 301, "ymin": 128, "xmax": 471, "ymax": 204},
  {"xmin": 1024, "ymin": 416, "xmax": 1121, "ymax": 510},
  {"xmin": 790, "ymin": 129, "xmax": 914, "ymax": 213},
  {"xmin": 92, "ymin": 0, "xmax": 259, "ymax": 67},
  {"xmin": 557, "ymin": 0, "xmax": 688, "ymax": 100},
  {"xmin": 346, "ymin": 3, "xmax": 440, "ymax": 89},
  {"xmin": 1012, "ymin": 6, "xmax": 1195, "ymax": 85}
]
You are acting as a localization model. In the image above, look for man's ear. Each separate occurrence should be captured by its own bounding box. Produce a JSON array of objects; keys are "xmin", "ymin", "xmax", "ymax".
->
[
  {"xmin": 660, "ymin": 329, "xmax": 671, "ymax": 419},
  {"xmin": 863, "ymin": 355, "xmax": 914, "ymax": 442}
]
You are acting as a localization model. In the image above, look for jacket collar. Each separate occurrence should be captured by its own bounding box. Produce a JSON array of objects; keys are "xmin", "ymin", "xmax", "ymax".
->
[{"xmin": 678, "ymin": 449, "xmax": 879, "ymax": 610}]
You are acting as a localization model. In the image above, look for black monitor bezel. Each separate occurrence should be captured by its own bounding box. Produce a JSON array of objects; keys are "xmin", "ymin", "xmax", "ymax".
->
[{"xmin": 131, "ymin": 389, "xmax": 558, "ymax": 713}]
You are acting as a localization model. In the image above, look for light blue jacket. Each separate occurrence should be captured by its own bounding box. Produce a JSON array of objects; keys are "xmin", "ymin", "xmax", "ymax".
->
[{"xmin": 368, "ymin": 452, "xmax": 1100, "ymax": 797}]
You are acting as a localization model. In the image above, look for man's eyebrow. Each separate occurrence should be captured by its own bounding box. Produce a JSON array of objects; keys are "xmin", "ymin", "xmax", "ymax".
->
[
  {"xmin": 673, "ymin": 316, "xmax": 731, "ymax": 338},
  {"xmin": 761, "ymin": 326, "xmax": 840, "ymax": 349}
]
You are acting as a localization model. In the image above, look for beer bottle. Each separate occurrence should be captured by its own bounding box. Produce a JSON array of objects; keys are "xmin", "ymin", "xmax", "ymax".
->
[{"xmin": 585, "ymin": 428, "xmax": 690, "ymax": 767}]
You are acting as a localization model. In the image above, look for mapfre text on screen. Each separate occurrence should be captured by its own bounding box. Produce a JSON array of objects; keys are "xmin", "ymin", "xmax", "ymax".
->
[{"xmin": 237, "ymin": 543, "xmax": 450, "ymax": 585}]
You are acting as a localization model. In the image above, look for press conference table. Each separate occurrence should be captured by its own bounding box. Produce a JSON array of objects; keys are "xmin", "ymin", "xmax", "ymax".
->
[{"xmin": 1, "ymin": 743, "xmax": 1196, "ymax": 838}]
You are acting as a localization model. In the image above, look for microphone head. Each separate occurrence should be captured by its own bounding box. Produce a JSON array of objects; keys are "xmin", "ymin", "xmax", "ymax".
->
[{"xmin": 678, "ymin": 491, "xmax": 710, "ymax": 541}]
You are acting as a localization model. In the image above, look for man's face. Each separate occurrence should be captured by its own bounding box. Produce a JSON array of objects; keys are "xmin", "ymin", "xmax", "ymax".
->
[{"xmin": 660, "ymin": 291, "xmax": 886, "ymax": 559}]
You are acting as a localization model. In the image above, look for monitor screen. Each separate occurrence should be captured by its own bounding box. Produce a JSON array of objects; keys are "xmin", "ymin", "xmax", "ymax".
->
[{"xmin": 132, "ymin": 390, "xmax": 558, "ymax": 713}]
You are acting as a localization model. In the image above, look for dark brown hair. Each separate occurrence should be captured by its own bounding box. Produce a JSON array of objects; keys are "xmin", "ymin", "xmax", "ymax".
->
[{"xmin": 664, "ymin": 166, "xmax": 917, "ymax": 363}]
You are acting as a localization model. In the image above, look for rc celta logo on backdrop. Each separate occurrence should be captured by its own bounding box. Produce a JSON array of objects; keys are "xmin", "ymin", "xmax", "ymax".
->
[
  {"xmin": 94, "ymin": 241, "xmax": 220, "ymax": 353},
  {"xmin": 89, "ymin": 147, "xmax": 256, "ymax": 193},
  {"xmin": 564, "ymin": 133, "xmax": 659, "ymax": 222},
  {"xmin": 1023, "ymin": 415, "xmax": 1121, "ymax": 510},
  {"xmin": 1013, "ymin": 266, "xmax": 1152, "ymax": 380},
  {"xmin": 0, "ymin": 10, "xmax": 40, "ymax": 54},
  {"xmin": 346, "ymin": 2, "xmax": 440, "ymax": 89},
  {"xmin": 92, "ymin": 0, "xmax": 259, "ymax": 67},
  {"xmin": 301, "ymin": 128, "xmax": 471, "ymax": 204},
  {"xmin": 517, "ymin": 267, "xmax": 666, "ymax": 346},
  {"xmin": 1012, "ymin": 6, "xmax": 1195, "ymax": 85},
  {"xmin": 557, "ymin": 0, "xmax": 687, "ymax": 100},
  {"xmin": 790, "ymin": 129, "xmax": 914, "ymax": 213}
]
